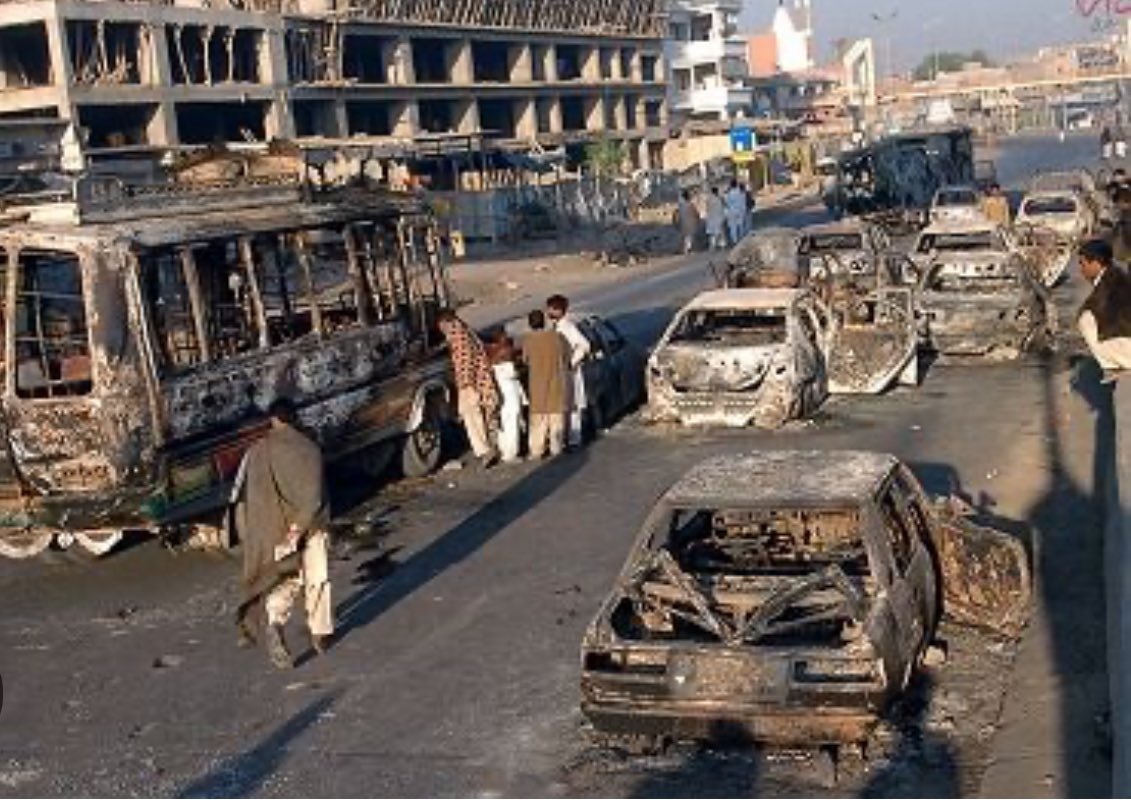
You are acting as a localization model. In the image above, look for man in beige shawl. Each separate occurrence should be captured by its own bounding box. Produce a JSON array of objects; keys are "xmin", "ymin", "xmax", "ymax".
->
[
  {"xmin": 521, "ymin": 309, "xmax": 571, "ymax": 458},
  {"xmin": 233, "ymin": 398, "xmax": 332, "ymax": 669}
]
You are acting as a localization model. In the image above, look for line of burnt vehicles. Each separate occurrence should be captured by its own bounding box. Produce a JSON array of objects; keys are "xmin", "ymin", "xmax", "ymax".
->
[
  {"xmin": 579, "ymin": 173, "xmax": 1105, "ymax": 763},
  {"xmin": 644, "ymin": 182, "xmax": 1098, "ymax": 429}
]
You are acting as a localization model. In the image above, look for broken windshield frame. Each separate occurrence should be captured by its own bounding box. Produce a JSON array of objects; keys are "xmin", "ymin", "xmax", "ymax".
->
[{"xmin": 670, "ymin": 308, "xmax": 789, "ymax": 346}]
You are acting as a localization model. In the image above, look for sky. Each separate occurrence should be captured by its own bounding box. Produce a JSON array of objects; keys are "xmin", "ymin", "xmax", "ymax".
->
[{"xmin": 739, "ymin": 0, "xmax": 1123, "ymax": 71}]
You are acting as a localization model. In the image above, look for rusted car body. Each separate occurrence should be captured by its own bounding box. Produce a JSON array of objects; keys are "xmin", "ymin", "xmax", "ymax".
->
[
  {"xmin": 821, "ymin": 285, "xmax": 919, "ymax": 394},
  {"xmin": 718, "ymin": 222, "xmax": 917, "ymax": 396},
  {"xmin": 718, "ymin": 228, "xmax": 805, "ymax": 289},
  {"xmin": 910, "ymin": 223, "xmax": 1053, "ymax": 359},
  {"xmin": 1015, "ymin": 191, "xmax": 1092, "ymax": 241},
  {"xmin": 646, "ymin": 289, "xmax": 827, "ymax": 428},
  {"xmin": 0, "ymin": 163, "xmax": 453, "ymax": 558},
  {"xmin": 580, "ymin": 450, "xmax": 1030, "ymax": 747},
  {"xmin": 929, "ymin": 185, "xmax": 983, "ymax": 226},
  {"xmin": 798, "ymin": 219, "xmax": 894, "ymax": 288}
]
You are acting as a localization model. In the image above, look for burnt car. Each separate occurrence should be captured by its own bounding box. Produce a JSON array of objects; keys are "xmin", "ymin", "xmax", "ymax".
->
[
  {"xmin": 929, "ymin": 185, "xmax": 983, "ymax": 226},
  {"xmin": 580, "ymin": 450, "xmax": 1030, "ymax": 748},
  {"xmin": 798, "ymin": 219, "xmax": 894, "ymax": 287},
  {"xmin": 910, "ymin": 223, "xmax": 1053, "ymax": 359},
  {"xmin": 1014, "ymin": 191, "xmax": 1093, "ymax": 242},
  {"xmin": 1030, "ymin": 168, "xmax": 1114, "ymax": 229},
  {"xmin": 575, "ymin": 314, "xmax": 647, "ymax": 431},
  {"xmin": 717, "ymin": 227, "xmax": 805, "ymax": 289},
  {"xmin": 646, "ymin": 289, "xmax": 827, "ymax": 428}
]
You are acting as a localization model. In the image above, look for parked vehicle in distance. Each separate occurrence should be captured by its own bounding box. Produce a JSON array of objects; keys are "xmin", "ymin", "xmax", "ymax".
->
[
  {"xmin": 929, "ymin": 185, "xmax": 983, "ymax": 226},
  {"xmin": 1014, "ymin": 191, "xmax": 1093, "ymax": 242},
  {"xmin": 581, "ymin": 450, "xmax": 1029, "ymax": 749},
  {"xmin": 646, "ymin": 289, "xmax": 828, "ymax": 428}
]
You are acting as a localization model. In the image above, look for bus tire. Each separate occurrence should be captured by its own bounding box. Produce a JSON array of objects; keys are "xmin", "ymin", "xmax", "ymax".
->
[{"xmin": 401, "ymin": 409, "xmax": 444, "ymax": 479}]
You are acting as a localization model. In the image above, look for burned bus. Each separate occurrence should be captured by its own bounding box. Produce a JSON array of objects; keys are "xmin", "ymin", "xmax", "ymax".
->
[
  {"xmin": 0, "ymin": 158, "xmax": 453, "ymax": 558},
  {"xmin": 824, "ymin": 127, "xmax": 976, "ymax": 231}
]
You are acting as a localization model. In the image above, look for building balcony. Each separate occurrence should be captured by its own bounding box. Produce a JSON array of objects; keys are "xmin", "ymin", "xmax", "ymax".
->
[
  {"xmin": 666, "ymin": 37, "xmax": 748, "ymax": 67},
  {"xmin": 671, "ymin": 84, "xmax": 752, "ymax": 115}
]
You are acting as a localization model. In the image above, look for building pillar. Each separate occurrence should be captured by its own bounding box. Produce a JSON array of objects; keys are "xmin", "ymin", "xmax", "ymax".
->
[
  {"xmin": 42, "ymin": 14, "xmax": 74, "ymax": 124},
  {"xmin": 542, "ymin": 45, "xmax": 558, "ymax": 83},
  {"xmin": 629, "ymin": 51, "xmax": 643, "ymax": 83},
  {"xmin": 393, "ymin": 99, "xmax": 419, "ymax": 137},
  {"xmin": 456, "ymin": 98, "xmax": 479, "ymax": 133},
  {"xmin": 515, "ymin": 97, "xmax": 537, "ymax": 139},
  {"xmin": 384, "ymin": 37, "xmax": 415, "ymax": 85},
  {"xmin": 142, "ymin": 23, "xmax": 178, "ymax": 144},
  {"xmin": 585, "ymin": 95, "xmax": 604, "ymax": 131},
  {"xmin": 582, "ymin": 45, "xmax": 600, "ymax": 82},
  {"xmin": 549, "ymin": 96, "xmax": 563, "ymax": 133},
  {"xmin": 613, "ymin": 95, "xmax": 627, "ymax": 131},
  {"xmin": 511, "ymin": 43, "xmax": 534, "ymax": 83},
  {"xmin": 451, "ymin": 39, "xmax": 474, "ymax": 84}
]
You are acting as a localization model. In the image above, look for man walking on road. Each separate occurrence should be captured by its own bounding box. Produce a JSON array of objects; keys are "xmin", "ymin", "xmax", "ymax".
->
[
  {"xmin": 546, "ymin": 295, "xmax": 591, "ymax": 449},
  {"xmin": 521, "ymin": 310, "xmax": 571, "ymax": 459},
  {"xmin": 1077, "ymin": 239, "xmax": 1131, "ymax": 378},
  {"xmin": 438, "ymin": 309, "xmax": 500, "ymax": 468},
  {"xmin": 705, "ymin": 187, "xmax": 726, "ymax": 251},
  {"xmin": 676, "ymin": 190, "xmax": 701, "ymax": 254},
  {"xmin": 233, "ymin": 398, "xmax": 333, "ymax": 669},
  {"xmin": 725, "ymin": 179, "xmax": 749, "ymax": 246}
]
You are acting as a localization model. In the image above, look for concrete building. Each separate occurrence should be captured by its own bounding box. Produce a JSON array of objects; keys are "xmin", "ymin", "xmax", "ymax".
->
[
  {"xmin": 0, "ymin": 0, "xmax": 670, "ymax": 167},
  {"xmin": 770, "ymin": 0, "xmax": 813, "ymax": 74},
  {"xmin": 665, "ymin": 0, "xmax": 752, "ymax": 121}
]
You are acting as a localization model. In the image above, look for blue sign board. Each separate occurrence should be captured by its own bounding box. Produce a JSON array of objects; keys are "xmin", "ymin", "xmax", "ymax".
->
[{"xmin": 730, "ymin": 126, "xmax": 755, "ymax": 154}]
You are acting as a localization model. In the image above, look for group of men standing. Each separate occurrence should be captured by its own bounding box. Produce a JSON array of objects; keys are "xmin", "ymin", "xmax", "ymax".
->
[
  {"xmin": 677, "ymin": 180, "xmax": 756, "ymax": 254},
  {"xmin": 438, "ymin": 295, "xmax": 592, "ymax": 466}
]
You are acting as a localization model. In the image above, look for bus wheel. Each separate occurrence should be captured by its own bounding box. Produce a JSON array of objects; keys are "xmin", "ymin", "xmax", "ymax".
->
[
  {"xmin": 73, "ymin": 530, "xmax": 125, "ymax": 557},
  {"xmin": 0, "ymin": 531, "xmax": 53, "ymax": 559},
  {"xmin": 401, "ymin": 411, "xmax": 444, "ymax": 479}
]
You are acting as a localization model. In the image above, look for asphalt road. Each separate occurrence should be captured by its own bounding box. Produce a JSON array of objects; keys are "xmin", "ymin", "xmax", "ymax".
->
[{"xmin": 0, "ymin": 132, "xmax": 1112, "ymax": 796}]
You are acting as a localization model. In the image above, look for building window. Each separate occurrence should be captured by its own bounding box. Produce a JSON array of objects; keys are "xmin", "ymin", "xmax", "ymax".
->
[
  {"xmin": 641, "ymin": 54, "xmax": 658, "ymax": 82},
  {"xmin": 14, "ymin": 250, "xmax": 91, "ymax": 398}
]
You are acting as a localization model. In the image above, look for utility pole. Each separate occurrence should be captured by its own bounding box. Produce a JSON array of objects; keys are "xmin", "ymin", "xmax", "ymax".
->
[{"xmin": 871, "ymin": 10, "xmax": 898, "ymax": 130}]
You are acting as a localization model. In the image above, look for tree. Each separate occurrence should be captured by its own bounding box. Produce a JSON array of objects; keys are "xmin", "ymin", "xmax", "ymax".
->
[
  {"xmin": 912, "ymin": 50, "xmax": 995, "ymax": 82},
  {"xmin": 584, "ymin": 137, "xmax": 627, "ymax": 178}
]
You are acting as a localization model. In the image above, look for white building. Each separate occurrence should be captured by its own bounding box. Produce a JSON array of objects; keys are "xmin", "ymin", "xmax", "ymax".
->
[
  {"xmin": 666, "ymin": 0, "xmax": 753, "ymax": 121},
  {"xmin": 772, "ymin": 0, "xmax": 814, "ymax": 74}
]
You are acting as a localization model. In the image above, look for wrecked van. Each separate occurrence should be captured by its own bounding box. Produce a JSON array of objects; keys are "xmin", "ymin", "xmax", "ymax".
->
[
  {"xmin": 0, "ymin": 163, "xmax": 453, "ymax": 558},
  {"xmin": 580, "ymin": 450, "xmax": 1030, "ymax": 747},
  {"xmin": 645, "ymin": 289, "xmax": 828, "ymax": 428}
]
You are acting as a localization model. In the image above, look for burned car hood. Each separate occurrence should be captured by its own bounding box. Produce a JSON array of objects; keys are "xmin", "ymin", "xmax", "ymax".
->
[{"xmin": 653, "ymin": 343, "xmax": 790, "ymax": 393}]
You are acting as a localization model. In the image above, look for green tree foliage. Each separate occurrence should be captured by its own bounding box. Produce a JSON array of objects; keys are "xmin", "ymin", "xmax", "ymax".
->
[
  {"xmin": 913, "ymin": 49, "xmax": 995, "ymax": 81},
  {"xmin": 584, "ymin": 137, "xmax": 627, "ymax": 178}
]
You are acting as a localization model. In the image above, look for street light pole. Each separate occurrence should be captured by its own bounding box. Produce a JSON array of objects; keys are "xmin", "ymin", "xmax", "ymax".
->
[{"xmin": 871, "ymin": 10, "xmax": 899, "ymax": 129}]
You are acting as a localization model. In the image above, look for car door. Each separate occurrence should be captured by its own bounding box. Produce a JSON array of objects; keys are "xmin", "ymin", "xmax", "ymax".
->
[
  {"xmin": 592, "ymin": 317, "xmax": 639, "ymax": 417},
  {"xmin": 876, "ymin": 482, "xmax": 928, "ymax": 682}
]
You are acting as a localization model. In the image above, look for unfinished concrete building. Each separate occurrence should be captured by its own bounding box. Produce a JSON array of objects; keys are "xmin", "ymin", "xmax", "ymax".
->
[{"xmin": 0, "ymin": 0, "xmax": 671, "ymax": 168}]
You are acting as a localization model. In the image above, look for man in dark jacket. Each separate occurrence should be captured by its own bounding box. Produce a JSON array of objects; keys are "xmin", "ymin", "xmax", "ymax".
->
[
  {"xmin": 233, "ymin": 398, "xmax": 332, "ymax": 669},
  {"xmin": 1078, "ymin": 239, "xmax": 1131, "ymax": 377}
]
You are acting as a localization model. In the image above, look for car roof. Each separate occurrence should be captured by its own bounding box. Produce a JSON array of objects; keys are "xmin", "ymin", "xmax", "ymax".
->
[
  {"xmin": 664, "ymin": 450, "xmax": 900, "ymax": 508},
  {"xmin": 801, "ymin": 219, "xmax": 869, "ymax": 236},
  {"xmin": 683, "ymin": 288, "xmax": 805, "ymax": 311},
  {"xmin": 919, "ymin": 220, "xmax": 1001, "ymax": 235}
]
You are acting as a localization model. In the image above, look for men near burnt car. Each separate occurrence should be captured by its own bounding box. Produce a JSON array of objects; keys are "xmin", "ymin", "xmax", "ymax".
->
[
  {"xmin": 522, "ymin": 310, "xmax": 571, "ymax": 459},
  {"xmin": 981, "ymin": 184, "xmax": 1011, "ymax": 229},
  {"xmin": 546, "ymin": 295, "xmax": 591, "ymax": 450},
  {"xmin": 1077, "ymin": 239, "xmax": 1131, "ymax": 378},
  {"xmin": 234, "ymin": 398, "xmax": 333, "ymax": 669},
  {"xmin": 438, "ymin": 309, "xmax": 500, "ymax": 468}
]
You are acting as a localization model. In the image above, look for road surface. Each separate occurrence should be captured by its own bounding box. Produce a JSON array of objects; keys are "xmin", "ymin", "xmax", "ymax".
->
[{"xmin": 0, "ymin": 132, "xmax": 1112, "ymax": 796}]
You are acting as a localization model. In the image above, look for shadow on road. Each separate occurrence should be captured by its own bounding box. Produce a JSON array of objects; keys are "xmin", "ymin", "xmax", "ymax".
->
[
  {"xmin": 332, "ymin": 449, "xmax": 590, "ymax": 643},
  {"xmin": 860, "ymin": 674, "xmax": 960, "ymax": 797},
  {"xmin": 177, "ymin": 693, "xmax": 337, "ymax": 797}
]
